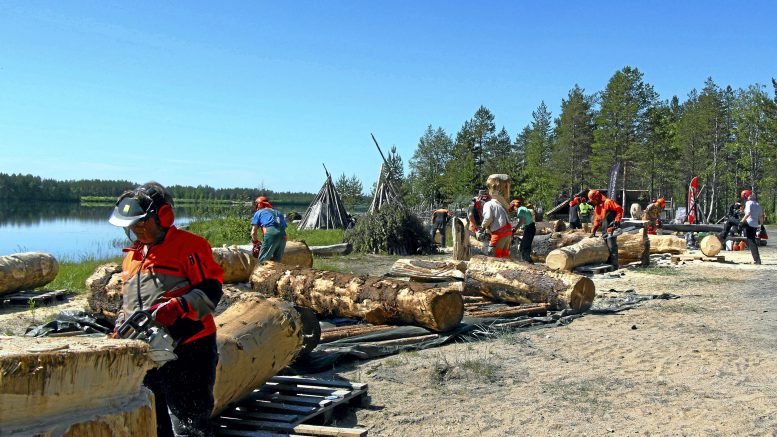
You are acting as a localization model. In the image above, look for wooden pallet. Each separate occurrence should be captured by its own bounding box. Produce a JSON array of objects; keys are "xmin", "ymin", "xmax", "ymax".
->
[
  {"xmin": 671, "ymin": 255, "xmax": 726, "ymax": 264},
  {"xmin": 0, "ymin": 289, "xmax": 67, "ymax": 307},
  {"xmin": 215, "ymin": 376, "xmax": 368, "ymax": 437},
  {"xmin": 573, "ymin": 264, "xmax": 615, "ymax": 275}
]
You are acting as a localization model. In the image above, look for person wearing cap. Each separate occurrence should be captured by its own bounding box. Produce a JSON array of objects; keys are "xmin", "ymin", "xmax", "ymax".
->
[
  {"xmin": 511, "ymin": 199, "xmax": 536, "ymax": 262},
  {"xmin": 250, "ymin": 196, "xmax": 288, "ymax": 263},
  {"xmin": 641, "ymin": 197, "xmax": 665, "ymax": 235},
  {"xmin": 740, "ymin": 191, "xmax": 764, "ymax": 264},
  {"xmin": 109, "ymin": 181, "xmax": 224, "ymax": 437},
  {"xmin": 587, "ymin": 189, "xmax": 624, "ymax": 269}
]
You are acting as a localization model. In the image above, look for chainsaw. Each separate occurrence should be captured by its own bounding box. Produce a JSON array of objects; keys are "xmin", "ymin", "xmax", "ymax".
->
[{"xmin": 116, "ymin": 310, "xmax": 179, "ymax": 365}]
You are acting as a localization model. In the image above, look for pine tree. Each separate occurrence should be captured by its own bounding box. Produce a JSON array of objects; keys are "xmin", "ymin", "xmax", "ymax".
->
[
  {"xmin": 552, "ymin": 85, "xmax": 595, "ymax": 197},
  {"xmin": 407, "ymin": 125, "xmax": 453, "ymax": 206},
  {"xmin": 521, "ymin": 101, "xmax": 555, "ymax": 208}
]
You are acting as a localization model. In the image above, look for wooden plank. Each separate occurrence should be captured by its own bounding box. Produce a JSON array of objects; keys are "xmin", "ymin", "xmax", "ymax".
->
[
  {"xmin": 216, "ymin": 428, "xmax": 307, "ymax": 437},
  {"xmin": 261, "ymin": 383, "xmax": 342, "ymax": 397},
  {"xmin": 270, "ymin": 376, "xmax": 366, "ymax": 391},
  {"xmin": 293, "ymin": 424, "xmax": 368, "ymax": 437},
  {"xmin": 221, "ymin": 409, "xmax": 300, "ymax": 423},
  {"xmin": 253, "ymin": 392, "xmax": 332, "ymax": 406},
  {"xmin": 243, "ymin": 399, "xmax": 317, "ymax": 414},
  {"xmin": 466, "ymin": 303, "xmax": 550, "ymax": 318}
]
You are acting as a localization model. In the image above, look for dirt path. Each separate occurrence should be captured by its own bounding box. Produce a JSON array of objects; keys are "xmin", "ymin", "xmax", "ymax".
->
[{"xmin": 320, "ymin": 243, "xmax": 777, "ymax": 435}]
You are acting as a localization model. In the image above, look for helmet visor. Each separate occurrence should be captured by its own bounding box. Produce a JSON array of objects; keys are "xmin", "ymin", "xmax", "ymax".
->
[{"xmin": 109, "ymin": 196, "xmax": 150, "ymax": 227}]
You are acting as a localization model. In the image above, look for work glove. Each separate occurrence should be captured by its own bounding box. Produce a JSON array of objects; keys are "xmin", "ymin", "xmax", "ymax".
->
[
  {"xmin": 151, "ymin": 297, "xmax": 187, "ymax": 326},
  {"xmin": 476, "ymin": 228, "xmax": 487, "ymax": 241},
  {"xmin": 611, "ymin": 221, "xmax": 621, "ymax": 229},
  {"xmin": 589, "ymin": 231, "xmax": 597, "ymax": 239},
  {"xmin": 251, "ymin": 240, "xmax": 261, "ymax": 258}
]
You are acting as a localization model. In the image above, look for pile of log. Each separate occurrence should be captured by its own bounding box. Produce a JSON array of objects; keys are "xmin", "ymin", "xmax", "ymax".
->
[
  {"xmin": 0, "ymin": 337, "xmax": 156, "ymax": 436},
  {"xmin": 0, "ymin": 252, "xmax": 59, "ymax": 295},
  {"xmin": 464, "ymin": 256, "xmax": 595, "ymax": 311},
  {"xmin": 250, "ymin": 261, "xmax": 464, "ymax": 332}
]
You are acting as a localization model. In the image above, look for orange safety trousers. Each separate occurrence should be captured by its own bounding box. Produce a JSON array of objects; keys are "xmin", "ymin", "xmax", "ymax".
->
[{"xmin": 489, "ymin": 224, "xmax": 513, "ymax": 258}]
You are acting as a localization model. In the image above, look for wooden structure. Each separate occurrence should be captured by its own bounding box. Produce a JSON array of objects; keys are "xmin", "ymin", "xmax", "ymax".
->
[
  {"xmin": 464, "ymin": 256, "xmax": 596, "ymax": 311},
  {"xmin": 250, "ymin": 261, "xmax": 464, "ymax": 332},
  {"xmin": 215, "ymin": 376, "xmax": 368, "ymax": 436},
  {"xmin": 0, "ymin": 337, "xmax": 156, "ymax": 436},
  {"xmin": 368, "ymin": 134, "xmax": 401, "ymax": 214},
  {"xmin": 298, "ymin": 165, "xmax": 351, "ymax": 230},
  {"xmin": 0, "ymin": 252, "xmax": 59, "ymax": 296}
]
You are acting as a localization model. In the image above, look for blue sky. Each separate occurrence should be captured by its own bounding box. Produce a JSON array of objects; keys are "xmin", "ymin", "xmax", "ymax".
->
[{"xmin": 1, "ymin": 1, "xmax": 775, "ymax": 193}]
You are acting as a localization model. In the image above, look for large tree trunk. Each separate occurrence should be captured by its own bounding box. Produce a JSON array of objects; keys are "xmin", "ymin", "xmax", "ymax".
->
[
  {"xmin": 544, "ymin": 232, "xmax": 650, "ymax": 271},
  {"xmin": 545, "ymin": 238, "xmax": 611, "ymax": 271},
  {"xmin": 213, "ymin": 241, "xmax": 313, "ymax": 283},
  {"xmin": 528, "ymin": 231, "xmax": 588, "ymax": 261},
  {"xmin": 452, "ymin": 217, "xmax": 471, "ymax": 261},
  {"xmin": 464, "ymin": 256, "xmax": 595, "ymax": 311},
  {"xmin": 250, "ymin": 261, "xmax": 464, "ymax": 332},
  {"xmin": 0, "ymin": 337, "xmax": 156, "ymax": 436},
  {"xmin": 0, "ymin": 252, "xmax": 59, "ymax": 296},
  {"xmin": 647, "ymin": 234, "xmax": 687, "ymax": 254},
  {"xmin": 213, "ymin": 295, "xmax": 304, "ymax": 415}
]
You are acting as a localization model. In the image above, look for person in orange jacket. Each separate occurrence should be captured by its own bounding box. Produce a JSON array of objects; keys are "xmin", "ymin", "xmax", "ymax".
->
[
  {"xmin": 109, "ymin": 182, "xmax": 224, "ymax": 437},
  {"xmin": 588, "ymin": 189, "xmax": 624, "ymax": 268}
]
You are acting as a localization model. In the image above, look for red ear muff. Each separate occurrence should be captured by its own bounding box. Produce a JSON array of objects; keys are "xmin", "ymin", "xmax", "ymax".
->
[{"xmin": 157, "ymin": 203, "xmax": 174, "ymax": 228}]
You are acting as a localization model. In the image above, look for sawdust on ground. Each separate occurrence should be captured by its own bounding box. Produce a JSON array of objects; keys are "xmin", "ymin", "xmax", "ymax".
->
[{"xmin": 2, "ymin": 240, "xmax": 776, "ymax": 436}]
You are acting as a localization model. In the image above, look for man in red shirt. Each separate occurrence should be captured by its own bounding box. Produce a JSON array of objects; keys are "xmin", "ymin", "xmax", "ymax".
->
[
  {"xmin": 588, "ymin": 189, "xmax": 624, "ymax": 269},
  {"xmin": 109, "ymin": 182, "xmax": 224, "ymax": 437}
]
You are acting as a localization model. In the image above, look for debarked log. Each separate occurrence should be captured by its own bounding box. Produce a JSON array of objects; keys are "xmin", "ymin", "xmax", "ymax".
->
[
  {"xmin": 212, "ymin": 295, "xmax": 304, "ymax": 415},
  {"xmin": 0, "ymin": 252, "xmax": 59, "ymax": 296},
  {"xmin": 0, "ymin": 336, "xmax": 156, "ymax": 436},
  {"xmin": 213, "ymin": 241, "xmax": 313, "ymax": 283},
  {"xmin": 648, "ymin": 234, "xmax": 687, "ymax": 254},
  {"xmin": 250, "ymin": 261, "xmax": 464, "ymax": 332},
  {"xmin": 309, "ymin": 243, "xmax": 353, "ymax": 257},
  {"xmin": 529, "ymin": 231, "xmax": 588, "ymax": 262},
  {"xmin": 464, "ymin": 256, "xmax": 595, "ymax": 311},
  {"xmin": 544, "ymin": 232, "xmax": 650, "ymax": 271}
]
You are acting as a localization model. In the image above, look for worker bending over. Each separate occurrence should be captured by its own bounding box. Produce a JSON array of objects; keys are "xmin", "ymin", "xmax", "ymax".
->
[
  {"xmin": 641, "ymin": 197, "xmax": 665, "ymax": 235},
  {"xmin": 480, "ymin": 196, "xmax": 512, "ymax": 258},
  {"xmin": 510, "ymin": 198, "xmax": 536, "ymax": 263},
  {"xmin": 588, "ymin": 189, "xmax": 623, "ymax": 269},
  {"xmin": 251, "ymin": 196, "xmax": 288, "ymax": 263}
]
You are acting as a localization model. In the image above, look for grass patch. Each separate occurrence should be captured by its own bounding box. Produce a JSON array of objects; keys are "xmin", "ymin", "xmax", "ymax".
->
[
  {"xmin": 41, "ymin": 257, "xmax": 122, "ymax": 293},
  {"xmin": 428, "ymin": 348, "xmax": 501, "ymax": 386},
  {"xmin": 188, "ymin": 218, "xmax": 344, "ymax": 247},
  {"xmin": 679, "ymin": 276, "xmax": 732, "ymax": 285},
  {"xmin": 640, "ymin": 267, "xmax": 682, "ymax": 276}
]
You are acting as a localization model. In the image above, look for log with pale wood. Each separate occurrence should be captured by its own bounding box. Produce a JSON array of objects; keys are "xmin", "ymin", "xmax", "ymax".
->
[
  {"xmin": 212, "ymin": 295, "xmax": 304, "ymax": 415},
  {"xmin": 213, "ymin": 241, "xmax": 313, "ymax": 283},
  {"xmin": 451, "ymin": 217, "xmax": 471, "ymax": 261},
  {"xmin": 250, "ymin": 261, "xmax": 464, "ymax": 332},
  {"xmin": 387, "ymin": 258, "xmax": 467, "ymax": 282},
  {"xmin": 0, "ymin": 337, "xmax": 156, "ymax": 436},
  {"xmin": 309, "ymin": 242, "xmax": 353, "ymax": 257},
  {"xmin": 464, "ymin": 256, "xmax": 596, "ymax": 311},
  {"xmin": 544, "ymin": 231, "xmax": 651, "ymax": 270},
  {"xmin": 647, "ymin": 234, "xmax": 687, "ymax": 254},
  {"xmin": 0, "ymin": 252, "xmax": 59, "ymax": 296},
  {"xmin": 699, "ymin": 234, "xmax": 722, "ymax": 257},
  {"xmin": 528, "ymin": 231, "xmax": 588, "ymax": 262},
  {"xmin": 532, "ymin": 220, "xmax": 567, "ymax": 235}
]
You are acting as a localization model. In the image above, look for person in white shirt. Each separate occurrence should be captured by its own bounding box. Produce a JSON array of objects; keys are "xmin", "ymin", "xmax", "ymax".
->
[{"xmin": 740, "ymin": 193, "xmax": 765, "ymax": 264}]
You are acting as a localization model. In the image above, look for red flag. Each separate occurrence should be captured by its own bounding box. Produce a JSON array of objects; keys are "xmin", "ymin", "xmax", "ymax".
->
[{"xmin": 687, "ymin": 177, "xmax": 699, "ymax": 224}]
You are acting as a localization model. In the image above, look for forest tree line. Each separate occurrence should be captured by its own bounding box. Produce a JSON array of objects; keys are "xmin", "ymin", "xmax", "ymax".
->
[
  {"xmin": 396, "ymin": 66, "xmax": 777, "ymax": 222},
  {"xmin": 0, "ymin": 173, "xmax": 315, "ymax": 204}
]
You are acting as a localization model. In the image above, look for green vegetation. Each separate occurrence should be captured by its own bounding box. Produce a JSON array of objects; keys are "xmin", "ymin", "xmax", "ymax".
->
[
  {"xmin": 345, "ymin": 206, "xmax": 433, "ymax": 255},
  {"xmin": 42, "ymin": 257, "xmax": 122, "ymax": 293},
  {"xmin": 639, "ymin": 267, "xmax": 682, "ymax": 276},
  {"xmin": 187, "ymin": 218, "xmax": 345, "ymax": 248}
]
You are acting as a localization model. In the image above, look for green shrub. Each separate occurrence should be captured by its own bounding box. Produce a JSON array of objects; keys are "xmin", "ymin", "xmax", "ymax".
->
[
  {"xmin": 344, "ymin": 206, "xmax": 433, "ymax": 255},
  {"xmin": 42, "ymin": 257, "xmax": 122, "ymax": 293}
]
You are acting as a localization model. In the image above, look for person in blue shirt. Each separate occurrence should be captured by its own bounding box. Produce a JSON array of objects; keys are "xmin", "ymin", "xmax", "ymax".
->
[{"xmin": 250, "ymin": 196, "xmax": 288, "ymax": 263}]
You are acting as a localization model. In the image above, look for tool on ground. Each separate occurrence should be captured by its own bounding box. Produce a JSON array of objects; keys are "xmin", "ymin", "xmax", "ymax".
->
[{"xmin": 116, "ymin": 310, "xmax": 179, "ymax": 365}]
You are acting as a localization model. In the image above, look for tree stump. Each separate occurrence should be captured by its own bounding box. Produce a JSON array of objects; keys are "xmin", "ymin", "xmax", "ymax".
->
[
  {"xmin": 250, "ymin": 261, "xmax": 464, "ymax": 332},
  {"xmin": 452, "ymin": 217, "xmax": 471, "ymax": 261}
]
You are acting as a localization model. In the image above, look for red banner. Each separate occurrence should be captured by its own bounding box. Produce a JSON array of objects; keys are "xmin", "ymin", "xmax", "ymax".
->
[{"xmin": 687, "ymin": 177, "xmax": 699, "ymax": 224}]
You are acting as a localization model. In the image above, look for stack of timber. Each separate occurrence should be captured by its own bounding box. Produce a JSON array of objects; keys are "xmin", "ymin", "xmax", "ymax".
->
[
  {"xmin": 0, "ymin": 337, "xmax": 156, "ymax": 436},
  {"xmin": 0, "ymin": 252, "xmax": 59, "ymax": 296},
  {"xmin": 85, "ymin": 242, "xmax": 314, "ymax": 318},
  {"xmin": 250, "ymin": 261, "xmax": 464, "ymax": 332},
  {"xmin": 464, "ymin": 256, "xmax": 596, "ymax": 311}
]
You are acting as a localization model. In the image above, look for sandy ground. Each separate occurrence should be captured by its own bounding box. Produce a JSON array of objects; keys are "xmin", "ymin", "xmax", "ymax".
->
[{"xmin": 2, "ymin": 236, "xmax": 776, "ymax": 436}]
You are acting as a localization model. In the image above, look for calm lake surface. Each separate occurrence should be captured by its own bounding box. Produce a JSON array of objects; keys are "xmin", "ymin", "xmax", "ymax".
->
[{"xmin": 0, "ymin": 201, "xmax": 308, "ymax": 261}]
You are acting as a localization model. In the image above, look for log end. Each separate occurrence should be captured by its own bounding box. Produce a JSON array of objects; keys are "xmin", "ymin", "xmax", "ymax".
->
[
  {"xmin": 426, "ymin": 290, "xmax": 464, "ymax": 332},
  {"xmin": 700, "ymin": 235, "xmax": 722, "ymax": 257},
  {"xmin": 567, "ymin": 276, "xmax": 596, "ymax": 312}
]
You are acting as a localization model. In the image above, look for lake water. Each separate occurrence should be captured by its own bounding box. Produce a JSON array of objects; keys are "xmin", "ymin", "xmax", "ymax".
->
[{"xmin": 0, "ymin": 201, "xmax": 307, "ymax": 261}]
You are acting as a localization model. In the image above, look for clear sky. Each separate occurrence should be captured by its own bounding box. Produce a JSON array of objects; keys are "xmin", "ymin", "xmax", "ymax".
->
[{"xmin": 1, "ymin": 1, "xmax": 775, "ymax": 193}]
